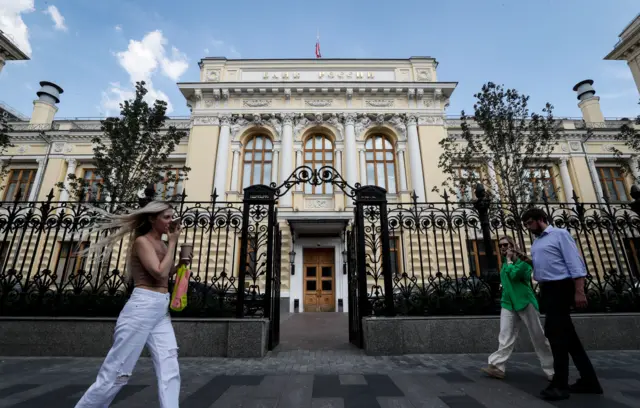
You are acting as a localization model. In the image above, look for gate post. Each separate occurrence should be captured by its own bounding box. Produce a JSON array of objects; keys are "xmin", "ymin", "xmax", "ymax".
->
[
  {"xmin": 237, "ymin": 184, "xmax": 277, "ymax": 318},
  {"xmin": 354, "ymin": 185, "xmax": 395, "ymax": 317},
  {"xmin": 474, "ymin": 184, "xmax": 500, "ymax": 300}
]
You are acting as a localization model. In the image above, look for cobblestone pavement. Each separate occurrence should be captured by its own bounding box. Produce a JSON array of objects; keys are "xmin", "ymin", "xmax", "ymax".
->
[{"xmin": 1, "ymin": 350, "xmax": 640, "ymax": 407}]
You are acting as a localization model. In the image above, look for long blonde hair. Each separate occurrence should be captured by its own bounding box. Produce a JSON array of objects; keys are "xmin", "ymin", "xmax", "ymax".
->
[{"xmin": 80, "ymin": 201, "xmax": 173, "ymax": 277}]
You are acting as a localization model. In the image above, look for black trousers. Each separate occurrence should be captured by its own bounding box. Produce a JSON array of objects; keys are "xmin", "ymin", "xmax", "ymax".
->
[{"xmin": 540, "ymin": 278, "xmax": 599, "ymax": 389}]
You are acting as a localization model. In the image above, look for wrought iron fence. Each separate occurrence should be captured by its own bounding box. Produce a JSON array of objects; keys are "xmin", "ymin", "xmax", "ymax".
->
[
  {"xmin": 0, "ymin": 190, "xmax": 277, "ymax": 320},
  {"xmin": 382, "ymin": 187, "xmax": 640, "ymax": 317}
]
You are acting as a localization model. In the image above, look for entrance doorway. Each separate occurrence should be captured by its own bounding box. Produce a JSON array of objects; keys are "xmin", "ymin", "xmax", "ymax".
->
[{"xmin": 303, "ymin": 248, "xmax": 335, "ymax": 312}]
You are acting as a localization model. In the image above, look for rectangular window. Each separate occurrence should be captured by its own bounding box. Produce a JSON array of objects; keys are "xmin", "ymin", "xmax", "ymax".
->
[
  {"xmin": 83, "ymin": 169, "xmax": 104, "ymax": 202},
  {"xmin": 598, "ymin": 166, "xmax": 629, "ymax": 201},
  {"xmin": 3, "ymin": 168, "xmax": 37, "ymax": 201},
  {"xmin": 389, "ymin": 237, "xmax": 402, "ymax": 276},
  {"xmin": 467, "ymin": 239, "xmax": 502, "ymax": 277},
  {"xmin": 56, "ymin": 241, "xmax": 90, "ymax": 283},
  {"xmin": 527, "ymin": 168, "xmax": 557, "ymax": 202},
  {"xmin": 155, "ymin": 168, "xmax": 186, "ymax": 200},
  {"xmin": 623, "ymin": 238, "xmax": 640, "ymax": 279},
  {"xmin": 455, "ymin": 168, "xmax": 480, "ymax": 201}
]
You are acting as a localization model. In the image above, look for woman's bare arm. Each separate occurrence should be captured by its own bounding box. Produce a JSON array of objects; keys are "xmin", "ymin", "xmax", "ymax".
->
[{"xmin": 135, "ymin": 236, "xmax": 177, "ymax": 280}]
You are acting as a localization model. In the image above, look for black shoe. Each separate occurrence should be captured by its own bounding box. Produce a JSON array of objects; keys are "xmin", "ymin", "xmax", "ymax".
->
[
  {"xmin": 569, "ymin": 378, "xmax": 603, "ymax": 394},
  {"xmin": 540, "ymin": 386, "xmax": 570, "ymax": 401}
]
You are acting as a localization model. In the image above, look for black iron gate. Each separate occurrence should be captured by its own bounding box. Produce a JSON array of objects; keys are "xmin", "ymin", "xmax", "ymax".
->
[{"xmin": 239, "ymin": 165, "xmax": 397, "ymax": 349}]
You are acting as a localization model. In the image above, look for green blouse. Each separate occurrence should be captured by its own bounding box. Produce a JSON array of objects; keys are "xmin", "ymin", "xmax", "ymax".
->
[{"xmin": 499, "ymin": 257, "xmax": 539, "ymax": 312}]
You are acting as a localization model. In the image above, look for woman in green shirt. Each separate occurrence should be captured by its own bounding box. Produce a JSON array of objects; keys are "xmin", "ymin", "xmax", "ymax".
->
[{"xmin": 481, "ymin": 236, "xmax": 554, "ymax": 381}]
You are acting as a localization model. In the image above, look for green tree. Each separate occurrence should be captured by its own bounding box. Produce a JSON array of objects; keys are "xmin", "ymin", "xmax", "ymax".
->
[
  {"xmin": 57, "ymin": 81, "xmax": 189, "ymax": 203},
  {"xmin": 0, "ymin": 111, "xmax": 15, "ymax": 192},
  {"xmin": 435, "ymin": 82, "xmax": 560, "ymax": 203}
]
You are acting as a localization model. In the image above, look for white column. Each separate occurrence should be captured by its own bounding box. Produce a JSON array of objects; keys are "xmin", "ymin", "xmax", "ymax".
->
[
  {"xmin": 486, "ymin": 159, "xmax": 499, "ymax": 195},
  {"xmin": 397, "ymin": 148, "xmax": 408, "ymax": 191},
  {"xmin": 587, "ymin": 156, "xmax": 604, "ymax": 202},
  {"xmin": 359, "ymin": 148, "xmax": 367, "ymax": 185},
  {"xmin": 58, "ymin": 158, "xmax": 77, "ymax": 202},
  {"xmin": 335, "ymin": 148, "xmax": 343, "ymax": 175},
  {"xmin": 558, "ymin": 156, "xmax": 575, "ymax": 201},
  {"xmin": 229, "ymin": 146, "xmax": 241, "ymax": 192},
  {"xmin": 344, "ymin": 113, "xmax": 358, "ymax": 187},
  {"xmin": 295, "ymin": 149, "xmax": 303, "ymax": 192},
  {"xmin": 271, "ymin": 147, "xmax": 280, "ymax": 185},
  {"xmin": 629, "ymin": 156, "xmax": 640, "ymax": 182},
  {"xmin": 280, "ymin": 113, "xmax": 294, "ymax": 206},
  {"xmin": 406, "ymin": 115, "xmax": 426, "ymax": 200},
  {"xmin": 213, "ymin": 116, "xmax": 231, "ymax": 196},
  {"xmin": 27, "ymin": 158, "xmax": 47, "ymax": 201}
]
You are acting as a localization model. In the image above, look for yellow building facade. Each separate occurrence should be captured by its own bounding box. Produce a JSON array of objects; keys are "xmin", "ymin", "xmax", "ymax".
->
[{"xmin": 2, "ymin": 55, "xmax": 640, "ymax": 314}]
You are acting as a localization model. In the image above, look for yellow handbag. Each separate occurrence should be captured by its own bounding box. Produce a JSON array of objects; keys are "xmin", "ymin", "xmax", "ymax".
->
[{"xmin": 170, "ymin": 264, "xmax": 190, "ymax": 312}]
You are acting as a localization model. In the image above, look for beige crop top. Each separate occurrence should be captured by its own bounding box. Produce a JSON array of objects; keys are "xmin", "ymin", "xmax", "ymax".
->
[{"xmin": 130, "ymin": 237, "xmax": 169, "ymax": 289}]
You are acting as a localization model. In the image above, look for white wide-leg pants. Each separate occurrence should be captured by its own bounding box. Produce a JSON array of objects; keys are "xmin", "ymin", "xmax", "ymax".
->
[
  {"xmin": 488, "ymin": 304, "xmax": 554, "ymax": 377},
  {"xmin": 75, "ymin": 287, "xmax": 181, "ymax": 408}
]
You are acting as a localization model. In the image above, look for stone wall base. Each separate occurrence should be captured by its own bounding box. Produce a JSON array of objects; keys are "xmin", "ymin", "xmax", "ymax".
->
[
  {"xmin": 0, "ymin": 317, "xmax": 269, "ymax": 358},
  {"xmin": 362, "ymin": 313, "xmax": 640, "ymax": 355}
]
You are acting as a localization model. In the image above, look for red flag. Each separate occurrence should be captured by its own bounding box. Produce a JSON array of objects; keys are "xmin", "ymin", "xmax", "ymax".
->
[{"xmin": 315, "ymin": 37, "xmax": 321, "ymax": 58}]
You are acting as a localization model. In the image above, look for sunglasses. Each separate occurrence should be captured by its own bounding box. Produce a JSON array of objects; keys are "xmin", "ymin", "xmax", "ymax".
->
[{"xmin": 499, "ymin": 243, "xmax": 511, "ymax": 248}]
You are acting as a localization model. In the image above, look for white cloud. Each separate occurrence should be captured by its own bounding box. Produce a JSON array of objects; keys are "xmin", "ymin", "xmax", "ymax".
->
[
  {"xmin": 101, "ymin": 30, "xmax": 188, "ymax": 115},
  {"xmin": 0, "ymin": 0, "xmax": 35, "ymax": 56},
  {"xmin": 115, "ymin": 24, "xmax": 122, "ymax": 32},
  {"xmin": 210, "ymin": 38, "xmax": 241, "ymax": 58},
  {"xmin": 44, "ymin": 5, "xmax": 67, "ymax": 32},
  {"xmin": 204, "ymin": 48, "xmax": 209, "ymax": 55}
]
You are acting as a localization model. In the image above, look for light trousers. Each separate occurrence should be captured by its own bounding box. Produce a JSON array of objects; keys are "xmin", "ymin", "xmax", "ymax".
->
[
  {"xmin": 75, "ymin": 288, "xmax": 181, "ymax": 408},
  {"xmin": 488, "ymin": 304, "xmax": 554, "ymax": 377}
]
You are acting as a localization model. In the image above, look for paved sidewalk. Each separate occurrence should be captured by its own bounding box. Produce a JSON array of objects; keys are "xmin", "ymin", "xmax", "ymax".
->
[{"xmin": 1, "ymin": 350, "xmax": 640, "ymax": 407}]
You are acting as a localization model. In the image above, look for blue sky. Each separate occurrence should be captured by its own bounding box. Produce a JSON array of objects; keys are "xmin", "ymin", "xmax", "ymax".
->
[{"xmin": 0, "ymin": 0, "xmax": 638, "ymax": 119}]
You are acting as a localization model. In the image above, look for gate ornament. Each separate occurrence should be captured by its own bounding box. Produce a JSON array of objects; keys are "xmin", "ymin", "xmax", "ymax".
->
[{"xmin": 271, "ymin": 165, "xmax": 360, "ymax": 199}]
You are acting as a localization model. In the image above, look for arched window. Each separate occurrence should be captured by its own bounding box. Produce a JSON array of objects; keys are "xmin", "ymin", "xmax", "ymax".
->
[
  {"xmin": 365, "ymin": 135, "xmax": 397, "ymax": 194},
  {"xmin": 304, "ymin": 135, "xmax": 334, "ymax": 194},
  {"xmin": 242, "ymin": 135, "xmax": 273, "ymax": 188}
]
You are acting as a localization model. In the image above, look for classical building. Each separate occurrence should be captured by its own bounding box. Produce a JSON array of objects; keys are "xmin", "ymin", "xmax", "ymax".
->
[
  {"xmin": 2, "ymin": 54, "xmax": 640, "ymax": 314},
  {"xmin": 0, "ymin": 29, "xmax": 29, "ymax": 74},
  {"xmin": 605, "ymin": 13, "xmax": 640, "ymax": 93}
]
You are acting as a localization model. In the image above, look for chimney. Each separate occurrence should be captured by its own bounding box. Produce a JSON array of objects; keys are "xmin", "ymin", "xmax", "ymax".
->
[
  {"xmin": 29, "ymin": 81, "xmax": 64, "ymax": 125},
  {"xmin": 573, "ymin": 79, "xmax": 604, "ymax": 124}
]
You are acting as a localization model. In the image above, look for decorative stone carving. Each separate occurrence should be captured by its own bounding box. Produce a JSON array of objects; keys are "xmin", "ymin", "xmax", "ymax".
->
[
  {"xmin": 346, "ymin": 88, "xmax": 353, "ymax": 100},
  {"xmin": 416, "ymin": 69, "xmax": 432, "ymax": 82},
  {"xmin": 221, "ymin": 89, "xmax": 229, "ymax": 99},
  {"xmin": 366, "ymin": 99, "xmax": 394, "ymax": 107},
  {"xmin": 416, "ymin": 89, "xmax": 424, "ymax": 100},
  {"xmin": 602, "ymin": 143, "xmax": 615, "ymax": 152},
  {"xmin": 204, "ymin": 99, "xmax": 214, "ymax": 107},
  {"xmin": 406, "ymin": 115, "xmax": 418, "ymax": 126},
  {"xmin": 418, "ymin": 115, "xmax": 444, "ymax": 126},
  {"xmin": 423, "ymin": 98, "xmax": 434, "ymax": 108},
  {"xmin": 243, "ymin": 99, "xmax": 272, "ymax": 107},
  {"xmin": 268, "ymin": 117, "xmax": 282, "ymax": 136},
  {"xmin": 305, "ymin": 99, "xmax": 333, "ymax": 107},
  {"xmin": 230, "ymin": 117, "xmax": 250, "ymax": 139},
  {"xmin": 65, "ymin": 144, "xmax": 73, "ymax": 154},
  {"xmin": 220, "ymin": 115, "xmax": 232, "ymax": 126},
  {"xmin": 587, "ymin": 156, "xmax": 597, "ymax": 165},
  {"xmin": 344, "ymin": 113, "xmax": 356, "ymax": 126},
  {"xmin": 17, "ymin": 145, "xmax": 29, "ymax": 153},
  {"xmin": 194, "ymin": 89, "xmax": 203, "ymax": 101},
  {"xmin": 293, "ymin": 115, "xmax": 310, "ymax": 139},
  {"xmin": 407, "ymin": 89, "xmax": 415, "ymax": 99},
  {"xmin": 355, "ymin": 116, "xmax": 371, "ymax": 137},
  {"xmin": 569, "ymin": 141, "xmax": 581, "ymax": 152},
  {"xmin": 558, "ymin": 155, "xmax": 569, "ymax": 165},
  {"xmin": 326, "ymin": 114, "xmax": 344, "ymax": 141},
  {"xmin": 434, "ymin": 89, "xmax": 443, "ymax": 101},
  {"xmin": 206, "ymin": 70, "xmax": 220, "ymax": 82},
  {"xmin": 284, "ymin": 89, "xmax": 291, "ymax": 100},
  {"xmin": 282, "ymin": 112, "xmax": 294, "ymax": 126},
  {"xmin": 387, "ymin": 114, "xmax": 407, "ymax": 139},
  {"xmin": 561, "ymin": 143, "xmax": 570, "ymax": 152},
  {"xmin": 192, "ymin": 116, "xmax": 220, "ymax": 126},
  {"xmin": 52, "ymin": 142, "xmax": 65, "ymax": 153},
  {"xmin": 304, "ymin": 197, "xmax": 333, "ymax": 210}
]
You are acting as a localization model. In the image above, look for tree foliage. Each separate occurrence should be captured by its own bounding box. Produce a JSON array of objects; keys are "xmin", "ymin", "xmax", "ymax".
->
[
  {"xmin": 435, "ymin": 82, "xmax": 560, "ymax": 203},
  {"xmin": 0, "ymin": 111, "xmax": 15, "ymax": 192},
  {"xmin": 57, "ymin": 81, "xmax": 190, "ymax": 203}
]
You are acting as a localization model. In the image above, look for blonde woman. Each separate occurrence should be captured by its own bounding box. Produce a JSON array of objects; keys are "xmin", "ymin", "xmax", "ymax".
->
[
  {"xmin": 75, "ymin": 201, "xmax": 190, "ymax": 408},
  {"xmin": 481, "ymin": 235, "xmax": 554, "ymax": 381}
]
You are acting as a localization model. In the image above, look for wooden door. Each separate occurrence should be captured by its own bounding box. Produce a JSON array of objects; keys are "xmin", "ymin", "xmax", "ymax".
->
[{"xmin": 303, "ymin": 248, "xmax": 335, "ymax": 312}]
